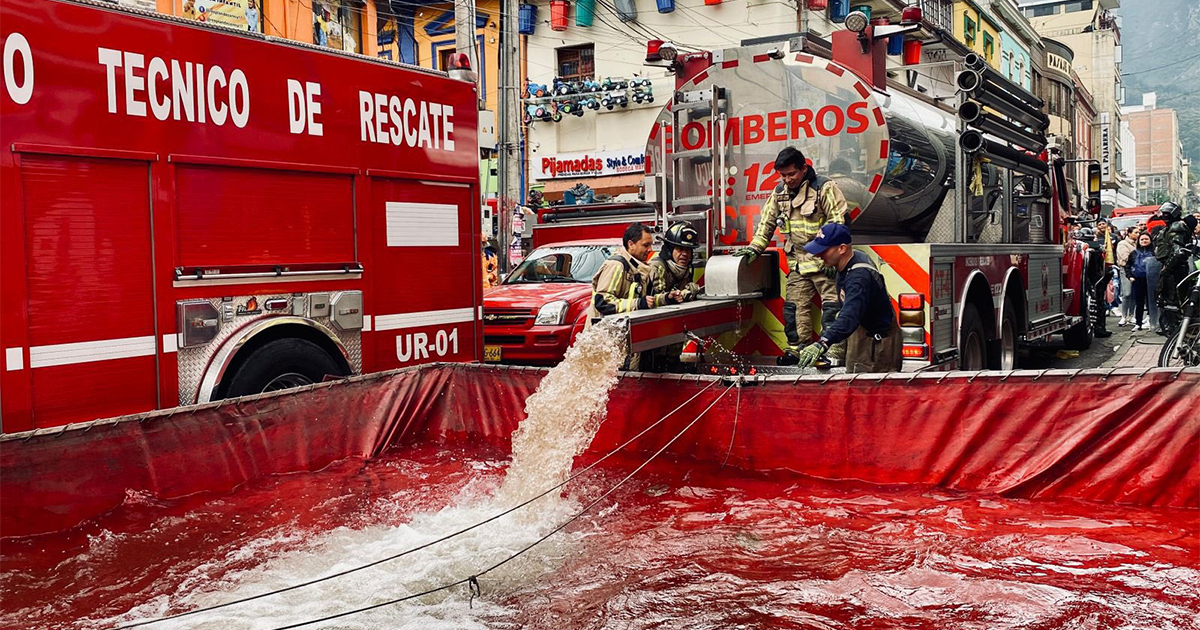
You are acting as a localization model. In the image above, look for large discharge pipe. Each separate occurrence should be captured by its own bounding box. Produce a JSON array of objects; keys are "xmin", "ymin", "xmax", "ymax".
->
[
  {"xmin": 958, "ymin": 101, "xmax": 1046, "ymax": 153},
  {"xmin": 956, "ymin": 70, "xmax": 1049, "ymax": 132},
  {"xmin": 959, "ymin": 130, "xmax": 1047, "ymax": 178}
]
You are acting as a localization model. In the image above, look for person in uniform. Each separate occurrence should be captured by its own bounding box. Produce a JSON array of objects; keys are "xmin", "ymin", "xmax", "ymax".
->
[
  {"xmin": 648, "ymin": 223, "xmax": 702, "ymax": 302},
  {"xmin": 589, "ymin": 222, "xmax": 677, "ymax": 321},
  {"xmin": 795, "ymin": 223, "xmax": 902, "ymax": 373},
  {"xmin": 734, "ymin": 147, "xmax": 848, "ymax": 365}
]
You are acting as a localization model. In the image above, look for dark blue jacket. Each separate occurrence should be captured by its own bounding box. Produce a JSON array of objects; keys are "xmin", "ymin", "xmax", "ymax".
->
[
  {"xmin": 820, "ymin": 251, "xmax": 896, "ymax": 346},
  {"xmin": 1130, "ymin": 247, "xmax": 1154, "ymax": 279}
]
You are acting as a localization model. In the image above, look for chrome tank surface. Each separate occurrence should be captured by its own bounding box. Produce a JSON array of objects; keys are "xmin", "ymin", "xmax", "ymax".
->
[{"xmin": 646, "ymin": 46, "xmax": 963, "ymax": 244}]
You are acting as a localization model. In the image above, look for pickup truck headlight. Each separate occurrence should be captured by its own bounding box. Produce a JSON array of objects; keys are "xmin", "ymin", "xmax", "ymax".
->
[{"xmin": 535, "ymin": 300, "xmax": 570, "ymax": 326}]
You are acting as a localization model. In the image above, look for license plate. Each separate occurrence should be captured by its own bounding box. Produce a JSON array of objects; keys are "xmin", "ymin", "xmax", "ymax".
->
[{"xmin": 484, "ymin": 345, "xmax": 502, "ymax": 362}]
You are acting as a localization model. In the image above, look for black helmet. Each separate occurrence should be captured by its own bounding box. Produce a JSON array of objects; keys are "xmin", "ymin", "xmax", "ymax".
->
[
  {"xmin": 663, "ymin": 223, "xmax": 700, "ymax": 249},
  {"xmin": 1158, "ymin": 202, "xmax": 1183, "ymax": 221}
]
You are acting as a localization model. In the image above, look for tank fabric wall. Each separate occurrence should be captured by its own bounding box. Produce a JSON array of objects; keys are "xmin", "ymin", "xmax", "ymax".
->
[{"xmin": 2, "ymin": 365, "xmax": 1196, "ymax": 537}]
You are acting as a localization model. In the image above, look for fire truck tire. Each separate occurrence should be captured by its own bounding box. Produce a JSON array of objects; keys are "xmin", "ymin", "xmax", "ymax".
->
[
  {"xmin": 994, "ymin": 297, "xmax": 1020, "ymax": 371},
  {"xmin": 959, "ymin": 303, "xmax": 988, "ymax": 371},
  {"xmin": 1063, "ymin": 283, "xmax": 1094, "ymax": 351},
  {"xmin": 223, "ymin": 338, "xmax": 343, "ymax": 398}
]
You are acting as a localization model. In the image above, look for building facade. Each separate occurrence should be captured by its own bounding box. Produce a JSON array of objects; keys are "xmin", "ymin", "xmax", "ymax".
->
[
  {"xmin": 954, "ymin": 0, "xmax": 1004, "ymax": 69},
  {"xmin": 1124, "ymin": 93, "xmax": 1188, "ymax": 208},
  {"xmin": 1020, "ymin": 0, "xmax": 1126, "ymax": 206}
]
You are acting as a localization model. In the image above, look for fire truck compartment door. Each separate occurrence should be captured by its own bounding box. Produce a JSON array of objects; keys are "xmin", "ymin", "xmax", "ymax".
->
[{"xmin": 17, "ymin": 155, "xmax": 159, "ymax": 428}]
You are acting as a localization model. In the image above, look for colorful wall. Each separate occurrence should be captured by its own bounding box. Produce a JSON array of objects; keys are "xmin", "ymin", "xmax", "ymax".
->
[{"xmin": 954, "ymin": 0, "xmax": 1004, "ymax": 70}]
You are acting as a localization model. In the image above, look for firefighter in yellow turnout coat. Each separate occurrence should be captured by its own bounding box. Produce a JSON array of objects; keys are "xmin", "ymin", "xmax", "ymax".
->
[
  {"xmin": 735, "ymin": 147, "xmax": 848, "ymax": 363},
  {"xmin": 588, "ymin": 222, "xmax": 677, "ymax": 321}
]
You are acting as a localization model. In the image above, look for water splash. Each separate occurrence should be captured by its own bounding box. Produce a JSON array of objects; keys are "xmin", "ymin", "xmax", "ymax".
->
[{"xmin": 496, "ymin": 318, "xmax": 628, "ymax": 505}]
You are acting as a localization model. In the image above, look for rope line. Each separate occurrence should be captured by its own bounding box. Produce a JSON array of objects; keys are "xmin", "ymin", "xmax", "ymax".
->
[
  {"xmin": 266, "ymin": 382, "xmax": 736, "ymax": 630},
  {"xmin": 111, "ymin": 378, "xmax": 721, "ymax": 629}
]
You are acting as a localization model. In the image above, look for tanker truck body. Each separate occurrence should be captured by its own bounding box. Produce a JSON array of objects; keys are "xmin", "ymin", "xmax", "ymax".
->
[{"xmin": 622, "ymin": 33, "xmax": 1093, "ymax": 371}]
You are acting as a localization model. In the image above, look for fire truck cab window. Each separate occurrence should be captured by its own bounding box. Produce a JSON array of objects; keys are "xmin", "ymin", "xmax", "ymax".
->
[
  {"xmin": 313, "ymin": 0, "xmax": 362, "ymax": 54},
  {"xmin": 505, "ymin": 245, "xmax": 611, "ymax": 284}
]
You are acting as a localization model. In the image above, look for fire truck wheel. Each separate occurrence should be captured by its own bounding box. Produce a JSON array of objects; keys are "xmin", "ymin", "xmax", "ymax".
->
[
  {"xmin": 1063, "ymin": 283, "xmax": 1094, "ymax": 351},
  {"xmin": 994, "ymin": 297, "xmax": 1020, "ymax": 371},
  {"xmin": 959, "ymin": 303, "xmax": 988, "ymax": 371},
  {"xmin": 223, "ymin": 338, "xmax": 343, "ymax": 398}
]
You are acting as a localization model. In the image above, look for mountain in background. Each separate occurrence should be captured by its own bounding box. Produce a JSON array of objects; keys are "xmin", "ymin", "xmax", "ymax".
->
[{"xmin": 1119, "ymin": 0, "xmax": 1200, "ymax": 189}]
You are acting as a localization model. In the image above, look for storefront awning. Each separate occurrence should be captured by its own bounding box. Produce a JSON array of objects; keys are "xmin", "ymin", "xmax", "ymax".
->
[{"xmin": 538, "ymin": 173, "xmax": 644, "ymax": 195}]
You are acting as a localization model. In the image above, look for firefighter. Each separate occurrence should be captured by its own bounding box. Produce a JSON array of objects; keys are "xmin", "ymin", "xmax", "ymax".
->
[
  {"xmin": 734, "ymin": 147, "xmax": 848, "ymax": 366},
  {"xmin": 648, "ymin": 223, "xmax": 702, "ymax": 302},
  {"xmin": 588, "ymin": 222, "xmax": 661, "ymax": 322},
  {"xmin": 795, "ymin": 223, "xmax": 902, "ymax": 373}
]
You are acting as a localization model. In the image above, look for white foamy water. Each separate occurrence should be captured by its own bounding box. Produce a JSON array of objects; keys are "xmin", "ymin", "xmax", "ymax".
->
[
  {"xmin": 496, "ymin": 319, "xmax": 628, "ymax": 505},
  {"xmin": 92, "ymin": 319, "xmax": 629, "ymax": 630}
]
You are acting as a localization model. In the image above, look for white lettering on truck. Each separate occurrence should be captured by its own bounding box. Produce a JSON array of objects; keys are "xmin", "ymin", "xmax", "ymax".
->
[
  {"xmin": 98, "ymin": 47, "xmax": 249, "ymax": 127},
  {"xmin": 396, "ymin": 327, "xmax": 459, "ymax": 362},
  {"xmin": 359, "ymin": 90, "xmax": 454, "ymax": 151},
  {"xmin": 2, "ymin": 32, "xmax": 33, "ymax": 105},
  {"xmin": 287, "ymin": 79, "xmax": 323, "ymax": 136}
]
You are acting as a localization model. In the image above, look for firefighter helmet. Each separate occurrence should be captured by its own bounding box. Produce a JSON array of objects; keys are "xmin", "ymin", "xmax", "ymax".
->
[{"xmin": 664, "ymin": 223, "xmax": 700, "ymax": 249}]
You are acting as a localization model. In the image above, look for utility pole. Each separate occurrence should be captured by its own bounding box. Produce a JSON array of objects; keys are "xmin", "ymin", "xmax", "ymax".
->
[
  {"xmin": 496, "ymin": 0, "xmax": 520, "ymax": 272},
  {"xmin": 454, "ymin": 0, "xmax": 480, "ymax": 103}
]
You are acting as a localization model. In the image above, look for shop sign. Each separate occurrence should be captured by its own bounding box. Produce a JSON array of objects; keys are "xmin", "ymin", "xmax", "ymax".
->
[{"xmin": 534, "ymin": 148, "xmax": 646, "ymax": 180}]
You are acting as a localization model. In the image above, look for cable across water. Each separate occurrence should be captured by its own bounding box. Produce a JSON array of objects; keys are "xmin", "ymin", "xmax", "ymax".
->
[{"xmin": 111, "ymin": 378, "xmax": 725, "ymax": 629}]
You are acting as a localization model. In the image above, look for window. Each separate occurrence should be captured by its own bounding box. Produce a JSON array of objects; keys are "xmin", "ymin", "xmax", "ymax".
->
[
  {"xmin": 313, "ymin": 0, "xmax": 362, "ymax": 54},
  {"xmin": 963, "ymin": 15, "xmax": 977, "ymax": 46},
  {"xmin": 1030, "ymin": 5, "xmax": 1059, "ymax": 17},
  {"xmin": 1064, "ymin": 0, "xmax": 1093, "ymax": 13},
  {"xmin": 556, "ymin": 44, "xmax": 595, "ymax": 82},
  {"xmin": 983, "ymin": 32, "xmax": 995, "ymax": 63},
  {"xmin": 438, "ymin": 48, "xmax": 454, "ymax": 70}
]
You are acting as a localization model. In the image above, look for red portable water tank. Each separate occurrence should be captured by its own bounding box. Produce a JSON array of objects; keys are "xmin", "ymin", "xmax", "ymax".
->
[
  {"xmin": 806, "ymin": 0, "xmax": 828, "ymax": 8},
  {"xmin": 550, "ymin": 0, "xmax": 569, "ymax": 31}
]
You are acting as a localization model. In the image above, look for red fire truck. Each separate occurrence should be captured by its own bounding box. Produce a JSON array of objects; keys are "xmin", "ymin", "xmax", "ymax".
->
[
  {"xmin": 535, "ymin": 23, "xmax": 1099, "ymax": 372},
  {"xmin": 0, "ymin": 0, "xmax": 481, "ymax": 432}
]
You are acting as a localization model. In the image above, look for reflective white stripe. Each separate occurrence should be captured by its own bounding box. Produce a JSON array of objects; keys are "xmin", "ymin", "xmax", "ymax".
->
[
  {"xmin": 385, "ymin": 202, "xmax": 459, "ymax": 247},
  {"xmin": 29, "ymin": 335, "xmax": 156, "ymax": 368},
  {"xmin": 374, "ymin": 307, "xmax": 475, "ymax": 331},
  {"xmin": 362, "ymin": 315, "xmax": 373, "ymax": 332},
  {"xmin": 162, "ymin": 334, "xmax": 178, "ymax": 354},
  {"xmin": 5, "ymin": 347, "xmax": 23, "ymax": 372}
]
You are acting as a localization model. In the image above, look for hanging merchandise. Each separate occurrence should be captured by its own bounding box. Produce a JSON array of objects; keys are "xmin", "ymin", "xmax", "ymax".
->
[
  {"xmin": 518, "ymin": 3, "xmax": 537, "ymax": 35},
  {"xmin": 903, "ymin": 38, "xmax": 922, "ymax": 65},
  {"xmin": 806, "ymin": 0, "xmax": 827, "ymax": 9},
  {"xmin": 526, "ymin": 82, "xmax": 548, "ymax": 98},
  {"xmin": 615, "ymin": 0, "xmax": 636, "ymax": 22},
  {"xmin": 656, "ymin": 0, "xmax": 675, "ymax": 14},
  {"xmin": 829, "ymin": 0, "xmax": 848, "ymax": 22},
  {"xmin": 553, "ymin": 78, "xmax": 578, "ymax": 95},
  {"xmin": 576, "ymin": 0, "xmax": 595, "ymax": 26},
  {"xmin": 550, "ymin": 0, "xmax": 569, "ymax": 31}
]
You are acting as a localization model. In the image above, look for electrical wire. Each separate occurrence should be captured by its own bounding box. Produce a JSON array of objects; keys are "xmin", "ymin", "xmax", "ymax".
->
[
  {"xmin": 1121, "ymin": 52, "xmax": 1200, "ymax": 77},
  {"xmin": 110, "ymin": 378, "xmax": 721, "ymax": 629},
  {"xmin": 264, "ymin": 381, "xmax": 737, "ymax": 630}
]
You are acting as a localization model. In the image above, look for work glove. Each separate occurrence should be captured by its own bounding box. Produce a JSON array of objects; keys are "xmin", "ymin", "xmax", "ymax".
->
[
  {"xmin": 796, "ymin": 341, "xmax": 827, "ymax": 368},
  {"xmin": 823, "ymin": 265, "xmax": 838, "ymax": 279},
  {"xmin": 734, "ymin": 247, "xmax": 760, "ymax": 264}
]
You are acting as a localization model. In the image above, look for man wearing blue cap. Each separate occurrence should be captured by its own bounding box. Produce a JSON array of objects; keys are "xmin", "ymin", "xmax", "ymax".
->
[{"xmin": 796, "ymin": 223, "xmax": 902, "ymax": 373}]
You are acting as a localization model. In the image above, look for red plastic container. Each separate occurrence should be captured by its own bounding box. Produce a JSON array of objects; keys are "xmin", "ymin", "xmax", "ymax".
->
[
  {"xmin": 903, "ymin": 39, "xmax": 922, "ymax": 65},
  {"xmin": 806, "ymin": 0, "xmax": 828, "ymax": 9},
  {"xmin": 550, "ymin": 0, "xmax": 569, "ymax": 31}
]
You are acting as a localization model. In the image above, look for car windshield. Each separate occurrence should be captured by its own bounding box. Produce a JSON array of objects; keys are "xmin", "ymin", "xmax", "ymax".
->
[
  {"xmin": 504, "ymin": 245, "xmax": 614, "ymax": 284},
  {"xmin": 1110, "ymin": 216, "xmax": 1151, "ymax": 234}
]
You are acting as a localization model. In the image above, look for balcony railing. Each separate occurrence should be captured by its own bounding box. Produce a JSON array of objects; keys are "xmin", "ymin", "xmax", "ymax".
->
[{"xmin": 916, "ymin": 0, "xmax": 954, "ymax": 33}]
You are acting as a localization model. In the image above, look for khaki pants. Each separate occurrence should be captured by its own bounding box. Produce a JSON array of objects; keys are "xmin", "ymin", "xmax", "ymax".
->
[
  {"xmin": 846, "ymin": 319, "xmax": 902, "ymax": 374},
  {"xmin": 784, "ymin": 267, "xmax": 838, "ymax": 347}
]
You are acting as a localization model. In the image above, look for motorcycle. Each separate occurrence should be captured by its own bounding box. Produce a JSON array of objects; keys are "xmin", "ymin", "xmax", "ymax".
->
[{"xmin": 1158, "ymin": 243, "xmax": 1200, "ymax": 368}]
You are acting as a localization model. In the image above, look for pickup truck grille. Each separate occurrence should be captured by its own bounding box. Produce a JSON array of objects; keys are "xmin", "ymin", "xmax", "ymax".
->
[{"xmin": 483, "ymin": 307, "xmax": 535, "ymax": 327}]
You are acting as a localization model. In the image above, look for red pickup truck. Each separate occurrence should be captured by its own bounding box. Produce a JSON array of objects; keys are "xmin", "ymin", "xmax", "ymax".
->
[{"xmin": 482, "ymin": 239, "xmax": 621, "ymax": 364}]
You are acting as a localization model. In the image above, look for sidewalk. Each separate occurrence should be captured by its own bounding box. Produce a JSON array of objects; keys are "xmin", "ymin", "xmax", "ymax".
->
[{"xmin": 1103, "ymin": 332, "xmax": 1166, "ymax": 369}]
